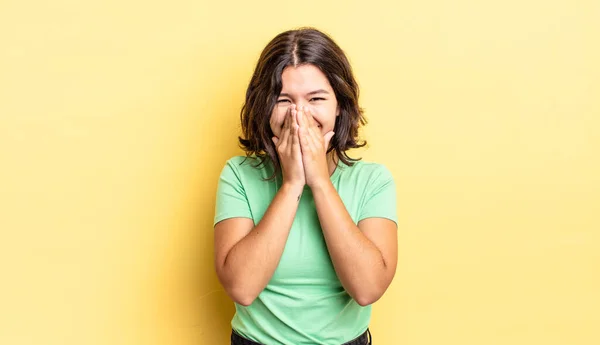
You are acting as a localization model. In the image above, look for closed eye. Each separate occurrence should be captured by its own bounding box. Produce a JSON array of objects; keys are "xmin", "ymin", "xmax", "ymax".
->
[
  {"xmin": 277, "ymin": 99, "xmax": 291, "ymax": 103},
  {"xmin": 310, "ymin": 97, "xmax": 326, "ymax": 102}
]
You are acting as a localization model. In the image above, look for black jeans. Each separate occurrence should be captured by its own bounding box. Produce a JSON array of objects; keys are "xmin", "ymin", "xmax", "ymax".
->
[{"xmin": 231, "ymin": 328, "xmax": 372, "ymax": 345}]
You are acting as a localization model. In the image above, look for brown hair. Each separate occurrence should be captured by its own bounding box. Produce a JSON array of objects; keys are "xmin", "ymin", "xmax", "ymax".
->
[{"xmin": 238, "ymin": 27, "xmax": 367, "ymax": 179}]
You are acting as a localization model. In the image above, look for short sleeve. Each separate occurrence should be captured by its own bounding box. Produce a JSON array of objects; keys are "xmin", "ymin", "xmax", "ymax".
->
[
  {"xmin": 358, "ymin": 165, "xmax": 398, "ymax": 225},
  {"xmin": 213, "ymin": 159, "xmax": 253, "ymax": 226}
]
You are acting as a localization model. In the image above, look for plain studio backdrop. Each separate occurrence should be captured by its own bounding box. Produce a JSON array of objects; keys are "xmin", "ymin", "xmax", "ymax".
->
[{"xmin": 0, "ymin": 0, "xmax": 598, "ymax": 344}]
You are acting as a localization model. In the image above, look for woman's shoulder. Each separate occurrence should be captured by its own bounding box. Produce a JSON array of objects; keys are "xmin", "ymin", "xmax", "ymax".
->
[
  {"xmin": 343, "ymin": 159, "xmax": 392, "ymax": 176},
  {"xmin": 223, "ymin": 155, "xmax": 250, "ymax": 166},
  {"xmin": 220, "ymin": 155, "xmax": 272, "ymax": 178},
  {"xmin": 338, "ymin": 159, "xmax": 395, "ymax": 187}
]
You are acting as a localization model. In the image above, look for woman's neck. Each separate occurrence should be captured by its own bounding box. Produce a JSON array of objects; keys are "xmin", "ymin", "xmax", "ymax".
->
[{"xmin": 328, "ymin": 152, "xmax": 338, "ymax": 176}]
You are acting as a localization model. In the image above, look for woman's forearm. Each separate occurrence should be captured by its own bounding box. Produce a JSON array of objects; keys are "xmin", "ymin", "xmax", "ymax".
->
[
  {"xmin": 311, "ymin": 181, "xmax": 392, "ymax": 306},
  {"xmin": 220, "ymin": 183, "xmax": 303, "ymax": 306}
]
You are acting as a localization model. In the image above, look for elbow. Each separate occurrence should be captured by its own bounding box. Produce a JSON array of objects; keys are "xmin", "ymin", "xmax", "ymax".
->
[
  {"xmin": 352, "ymin": 285, "xmax": 388, "ymax": 306},
  {"xmin": 232, "ymin": 292, "xmax": 256, "ymax": 307},
  {"xmin": 225, "ymin": 285, "xmax": 259, "ymax": 307},
  {"xmin": 217, "ymin": 275, "xmax": 263, "ymax": 306},
  {"xmin": 354, "ymin": 270, "xmax": 396, "ymax": 306},
  {"xmin": 216, "ymin": 268, "xmax": 259, "ymax": 306},
  {"xmin": 355, "ymin": 293, "xmax": 381, "ymax": 307}
]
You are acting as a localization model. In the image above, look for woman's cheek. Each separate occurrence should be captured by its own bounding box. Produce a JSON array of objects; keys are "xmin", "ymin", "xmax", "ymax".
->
[
  {"xmin": 308, "ymin": 106, "xmax": 331, "ymax": 129},
  {"xmin": 270, "ymin": 112, "xmax": 285, "ymax": 137},
  {"xmin": 272, "ymin": 122, "xmax": 282, "ymax": 137}
]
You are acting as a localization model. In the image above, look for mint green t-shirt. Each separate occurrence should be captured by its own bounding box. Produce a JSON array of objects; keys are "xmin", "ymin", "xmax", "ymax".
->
[{"xmin": 214, "ymin": 156, "xmax": 397, "ymax": 345}]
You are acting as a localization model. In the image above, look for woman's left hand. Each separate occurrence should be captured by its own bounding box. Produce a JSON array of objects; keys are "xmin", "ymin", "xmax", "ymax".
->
[{"xmin": 297, "ymin": 105, "xmax": 335, "ymax": 188}]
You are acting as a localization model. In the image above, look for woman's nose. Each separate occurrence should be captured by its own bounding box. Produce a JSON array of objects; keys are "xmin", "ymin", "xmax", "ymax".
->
[{"xmin": 294, "ymin": 102, "xmax": 308, "ymax": 110}]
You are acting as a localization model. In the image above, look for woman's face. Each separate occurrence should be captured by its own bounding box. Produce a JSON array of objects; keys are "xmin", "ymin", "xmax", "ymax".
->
[{"xmin": 270, "ymin": 64, "xmax": 339, "ymax": 139}]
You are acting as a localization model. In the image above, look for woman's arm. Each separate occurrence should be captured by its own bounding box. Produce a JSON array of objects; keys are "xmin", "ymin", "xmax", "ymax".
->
[
  {"xmin": 296, "ymin": 106, "xmax": 397, "ymax": 306},
  {"xmin": 311, "ymin": 180, "xmax": 398, "ymax": 306},
  {"xmin": 214, "ymin": 182, "xmax": 304, "ymax": 306},
  {"xmin": 215, "ymin": 107, "xmax": 305, "ymax": 306}
]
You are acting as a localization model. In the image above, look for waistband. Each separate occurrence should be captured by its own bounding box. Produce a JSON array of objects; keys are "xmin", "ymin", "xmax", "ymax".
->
[{"xmin": 231, "ymin": 328, "xmax": 371, "ymax": 345}]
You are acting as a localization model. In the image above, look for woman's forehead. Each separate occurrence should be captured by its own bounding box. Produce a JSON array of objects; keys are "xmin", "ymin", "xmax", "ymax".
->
[{"xmin": 280, "ymin": 64, "xmax": 332, "ymax": 94}]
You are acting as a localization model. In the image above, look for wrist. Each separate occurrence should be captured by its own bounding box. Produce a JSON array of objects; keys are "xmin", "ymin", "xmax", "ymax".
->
[
  {"xmin": 308, "ymin": 177, "xmax": 333, "ymax": 192},
  {"xmin": 281, "ymin": 181, "xmax": 305, "ymax": 195}
]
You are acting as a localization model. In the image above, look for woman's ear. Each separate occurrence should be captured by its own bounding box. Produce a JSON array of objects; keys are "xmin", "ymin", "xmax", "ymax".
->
[{"xmin": 336, "ymin": 105, "xmax": 340, "ymax": 117}]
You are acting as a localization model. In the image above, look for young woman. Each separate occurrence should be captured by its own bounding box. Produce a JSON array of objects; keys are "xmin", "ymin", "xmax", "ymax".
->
[{"xmin": 214, "ymin": 27, "xmax": 398, "ymax": 345}]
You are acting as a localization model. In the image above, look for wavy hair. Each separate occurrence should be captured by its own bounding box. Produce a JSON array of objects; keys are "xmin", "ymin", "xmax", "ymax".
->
[{"xmin": 238, "ymin": 27, "xmax": 367, "ymax": 179}]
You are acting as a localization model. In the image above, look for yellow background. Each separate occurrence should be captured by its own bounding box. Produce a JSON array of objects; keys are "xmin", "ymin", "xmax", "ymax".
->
[{"xmin": 1, "ymin": 0, "xmax": 599, "ymax": 344}]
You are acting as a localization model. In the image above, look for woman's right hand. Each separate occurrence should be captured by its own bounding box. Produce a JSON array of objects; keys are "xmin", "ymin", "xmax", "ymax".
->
[{"xmin": 271, "ymin": 105, "xmax": 305, "ymax": 188}]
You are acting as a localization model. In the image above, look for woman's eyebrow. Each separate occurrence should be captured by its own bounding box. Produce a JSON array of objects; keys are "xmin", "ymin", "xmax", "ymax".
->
[
  {"xmin": 306, "ymin": 89, "xmax": 329, "ymax": 96},
  {"xmin": 279, "ymin": 89, "xmax": 330, "ymax": 97}
]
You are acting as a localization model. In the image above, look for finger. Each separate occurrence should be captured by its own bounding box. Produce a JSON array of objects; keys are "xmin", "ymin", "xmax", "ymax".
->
[
  {"xmin": 292, "ymin": 113, "xmax": 302, "ymax": 154},
  {"xmin": 299, "ymin": 121, "xmax": 318, "ymax": 153},
  {"xmin": 297, "ymin": 106, "xmax": 307, "ymax": 129},
  {"xmin": 286, "ymin": 114, "xmax": 295, "ymax": 148},
  {"xmin": 295, "ymin": 106, "xmax": 302, "ymax": 126},
  {"xmin": 292, "ymin": 107, "xmax": 299, "ymax": 129},
  {"xmin": 282, "ymin": 107, "xmax": 291, "ymax": 130},
  {"xmin": 299, "ymin": 107, "xmax": 319, "ymax": 152},
  {"xmin": 291, "ymin": 108, "xmax": 298, "ymax": 128},
  {"xmin": 292, "ymin": 110, "xmax": 299, "ymax": 133},
  {"xmin": 305, "ymin": 108, "xmax": 324, "ymax": 146},
  {"xmin": 295, "ymin": 111, "xmax": 305, "ymax": 150},
  {"xmin": 307, "ymin": 128, "xmax": 320, "ymax": 153},
  {"xmin": 290, "ymin": 109, "xmax": 299, "ymax": 152},
  {"xmin": 286, "ymin": 105, "xmax": 296, "ymax": 131},
  {"xmin": 287, "ymin": 108, "xmax": 299, "ymax": 146},
  {"xmin": 272, "ymin": 136, "xmax": 279, "ymax": 145},
  {"xmin": 288, "ymin": 104, "xmax": 297, "ymax": 127},
  {"xmin": 298, "ymin": 126, "xmax": 311, "ymax": 152},
  {"xmin": 302, "ymin": 106, "xmax": 310, "ymax": 128}
]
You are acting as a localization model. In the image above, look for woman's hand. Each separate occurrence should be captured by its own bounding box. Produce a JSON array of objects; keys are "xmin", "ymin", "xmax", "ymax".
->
[
  {"xmin": 297, "ymin": 106, "xmax": 335, "ymax": 189},
  {"xmin": 271, "ymin": 105, "xmax": 305, "ymax": 188}
]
